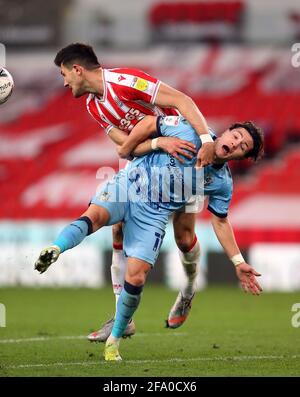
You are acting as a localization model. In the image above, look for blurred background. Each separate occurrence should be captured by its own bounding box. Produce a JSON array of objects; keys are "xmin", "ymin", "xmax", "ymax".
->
[{"xmin": 1, "ymin": 0, "xmax": 300, "ymax": 291}]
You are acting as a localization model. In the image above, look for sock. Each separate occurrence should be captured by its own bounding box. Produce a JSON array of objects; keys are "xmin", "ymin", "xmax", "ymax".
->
[
  {"xmin": 111, "ymin": 243, "xmax": 127, "ymax": 316},
  {"xmin": 53, "ymin": 216, "xmax": 93, "ymax": 253},
  {"xmin": 111, "ymin": 281, "xmax": 143, "ymax": 339},
  {"xmin": 106, "ymin": 334, "xmax": 120, "ymax": 345},
  {"xmin": 179, "ymin": 236, "xmax": 200, "ymax": 298}
]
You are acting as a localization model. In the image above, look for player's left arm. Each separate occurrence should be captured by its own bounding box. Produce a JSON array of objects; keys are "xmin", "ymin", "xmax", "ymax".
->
[
  {"xmin": 108, "ymin": 124, "xmax": 194, "ymax": 162},
  {"xmin": 108, "ymin": 117, "xmax": 156, "ymax": 159},
  {"xmin": 118, "ymin": 116, "xmax": 157, "ymax": 157},
  {"xmin": 114, "ymin": 116, "xmax": 197, "ymax": 163},
  {"xmin": 155, "ymin": 82, "xmax": 214, "ymax": 167},
  {"xmin": 211, "ymin": 214, "xmax": 263, "ymax": 295}
]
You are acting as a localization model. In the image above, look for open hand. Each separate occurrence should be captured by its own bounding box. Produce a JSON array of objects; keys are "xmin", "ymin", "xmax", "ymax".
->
[
  {"xmin": 235, "ymin": 262, "xmax": 263, "ymax": 295},
  {"xmin": 157, "ymin": 137, "xmax": 197, "ymax": 164}
]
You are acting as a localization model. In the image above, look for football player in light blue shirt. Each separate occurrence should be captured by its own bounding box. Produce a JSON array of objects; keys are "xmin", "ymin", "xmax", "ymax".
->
[{"xmin": 34, "ymin": 115, "xmax": 264, "ymax": 361}]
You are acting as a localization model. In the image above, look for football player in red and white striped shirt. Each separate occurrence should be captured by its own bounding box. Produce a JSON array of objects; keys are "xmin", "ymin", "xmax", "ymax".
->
[{"xmin": 54, "ymin": 43, "xmax": 214, "ymax": 341}]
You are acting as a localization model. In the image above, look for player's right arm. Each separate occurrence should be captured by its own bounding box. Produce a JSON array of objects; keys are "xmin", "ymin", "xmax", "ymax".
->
[
  {"xmin": 108, "ymin": 68, "xmax": 211, "ymax": 166},
  {"xmin": 154, "ymin": 82, "xmax": 214, "ymax": 168}
]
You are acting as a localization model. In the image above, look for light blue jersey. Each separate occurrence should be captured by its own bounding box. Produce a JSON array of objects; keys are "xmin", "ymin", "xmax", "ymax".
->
[{"xmin": 91, "ymin": 116, "xmax": 233, "ymax": 265}]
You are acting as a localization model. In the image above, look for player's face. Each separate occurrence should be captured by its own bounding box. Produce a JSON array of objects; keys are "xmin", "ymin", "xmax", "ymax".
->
[
  {"xmin": 215, "ymin": 127, "xmax": 254, "ymax": 161},
  {"xmin": 60, "ymin": 64, "xmax": 86, "ymax": 98}
]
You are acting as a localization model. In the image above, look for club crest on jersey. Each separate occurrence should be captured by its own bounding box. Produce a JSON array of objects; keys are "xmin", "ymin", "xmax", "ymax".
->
[
  {"xmin": 99, "ymin": 191, "xmax": 111, "ymax": 202},
  {"xmin": 204, "ymin": 175, "xmax": 213, "ymax": 186},
  {"xmin": 131, "ymin": 77, "xmax": 148, "ymax": 92}
]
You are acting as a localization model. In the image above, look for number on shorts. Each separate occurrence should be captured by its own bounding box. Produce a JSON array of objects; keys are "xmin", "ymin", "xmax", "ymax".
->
[{"xmin": 153, "ymin": 232, "xmax": 162, "ymax": 252}]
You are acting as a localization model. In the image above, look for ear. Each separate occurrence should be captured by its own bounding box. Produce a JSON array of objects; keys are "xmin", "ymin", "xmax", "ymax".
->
[{"xmin": 73, "ymin": 64, "xmax": 83, "ymax": 75}]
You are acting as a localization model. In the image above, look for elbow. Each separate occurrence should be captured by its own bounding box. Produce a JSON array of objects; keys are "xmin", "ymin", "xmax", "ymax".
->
[
  {"xmin": 140, "ymin": 115, "xmax": 157, "ymax": 133},
  {"xmin": 181, "ymin": 93, "xmax": 195, "ymax": 107},
  {"xmin": 117, "ymin": 146, "xmax": 130, "ymax": 159},
  {"xmin": 173, "ymin": 93, "xmax": 196, "ymax": 113}
]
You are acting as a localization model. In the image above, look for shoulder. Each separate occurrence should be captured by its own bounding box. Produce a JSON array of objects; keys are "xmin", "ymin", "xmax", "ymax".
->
[
  {"xmin": 222, "ymin": 164, "xmax": 233, "ymax": 196},
  {"xmin": 209, "ymin": 163, "xmax": 233, "ymax": 196},
  {"xmin": 106, "ymin": 68, "xmax": 158, "ymax": 84}
]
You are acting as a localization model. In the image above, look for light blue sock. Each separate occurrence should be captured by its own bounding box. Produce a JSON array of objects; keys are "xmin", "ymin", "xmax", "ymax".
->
[
  {"xmin": 112, "ymin": 281, "xmax": 143, "ymax": 338},
  {"xmin": 53, "ymin": 216, "xmax": 93, "ymax": 253}
]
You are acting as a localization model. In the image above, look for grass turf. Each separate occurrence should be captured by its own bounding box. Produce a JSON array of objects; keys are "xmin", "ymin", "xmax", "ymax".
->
[{"xmin": 0, "ymin": 286, "xmax": 299, "ymax": 377}]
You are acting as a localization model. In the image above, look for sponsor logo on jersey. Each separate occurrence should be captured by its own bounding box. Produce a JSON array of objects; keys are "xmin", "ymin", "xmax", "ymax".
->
[
  {"xmin": 163, "ymin": 116, "xmax": 180, "ymax": 126},
  {"xmin": 131, "ymin": 77, "xmax": 149, "ymax": 92},
  {"xmin": 118, "ymin": 75, "xmax": 126, "ymax": 82}
]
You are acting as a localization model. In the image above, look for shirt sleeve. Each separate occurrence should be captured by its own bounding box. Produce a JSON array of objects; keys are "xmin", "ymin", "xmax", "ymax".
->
[
  {"xmin": 106, "ymin": 69, "xmax": 160, "ymax": 105},
  {"xmin": 207, "ymin": 187, "xmax": 232, "ymax": 218}
]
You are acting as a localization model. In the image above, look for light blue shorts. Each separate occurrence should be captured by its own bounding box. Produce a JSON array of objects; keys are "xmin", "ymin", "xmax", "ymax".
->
[{"xmin": 90, "ymin": 169, "xmax": 169, "ymax": 266}]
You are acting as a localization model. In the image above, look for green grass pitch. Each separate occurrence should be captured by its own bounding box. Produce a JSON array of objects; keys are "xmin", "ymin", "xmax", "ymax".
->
[{"xmin": 0, "ymin": 286, "xmax": 299, "ymax": 377}]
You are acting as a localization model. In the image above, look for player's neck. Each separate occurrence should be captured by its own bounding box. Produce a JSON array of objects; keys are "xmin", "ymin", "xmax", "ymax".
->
[
  {"xmin": 213, "ymin": 155, "xmax": 226, "ymax": 165},
  {"xmin": 84, "ymin": 67, "xmax": 104, "ymax": 96}
]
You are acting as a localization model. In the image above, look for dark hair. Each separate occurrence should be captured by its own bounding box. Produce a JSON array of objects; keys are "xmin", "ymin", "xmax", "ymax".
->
[
  {"xmin": 54, "ymin": 43, "xmax": 101, "ymax": 70},
  {"xmin": 229, "ymin": 121, "xmax": 264, "ymax": 161}
]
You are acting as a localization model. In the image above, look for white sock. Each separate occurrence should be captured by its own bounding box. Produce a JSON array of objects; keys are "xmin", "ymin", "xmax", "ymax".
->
[
  {"xmin": 111, "ymin": 248, "xmax": 127, "ymax": 316},
  {"xmin": 179, "ymin": 241, "xmax": 200, "ymax": 298},
  {"xmin": 114, "ymin": 294, "xmax": 120, "ymax": 315},
  {"xmin": 107, "ymin": 334, "xmax": 121, "ymax": 345}
]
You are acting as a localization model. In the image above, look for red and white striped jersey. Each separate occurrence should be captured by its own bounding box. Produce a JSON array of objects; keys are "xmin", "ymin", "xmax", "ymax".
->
[{"xmin": 86, "ymin": 68, "xmax": 179, "ymax": 134}]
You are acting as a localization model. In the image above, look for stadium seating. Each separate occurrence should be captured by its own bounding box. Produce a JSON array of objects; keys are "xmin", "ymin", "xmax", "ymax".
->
[
  {"xmin": 149, "ymin": 1, "xmax": 245, "ymax": 42},
  {"xmin": 149, "ymin": 1, "xmax": 244, "ymax": 25}
]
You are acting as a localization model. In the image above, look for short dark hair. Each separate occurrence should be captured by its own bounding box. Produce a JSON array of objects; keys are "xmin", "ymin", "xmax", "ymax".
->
[
  {"xmin": 54, "ymin": 43, "xmax": 100, "ymax": 70},
  {"xmin": 229, "ymin": 121, "xmax": 264, "ymax": 161}
]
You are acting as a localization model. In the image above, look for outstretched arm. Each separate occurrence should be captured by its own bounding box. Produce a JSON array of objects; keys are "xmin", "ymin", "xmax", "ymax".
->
[{"xmin": 211, "ymin": 214, "xmax": 262, "ymax": 295}]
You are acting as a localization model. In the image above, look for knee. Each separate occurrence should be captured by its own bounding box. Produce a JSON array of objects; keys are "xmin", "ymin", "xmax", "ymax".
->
[
  {"xmin": 126, "ymin": 266, "xmax": 150, "ymax": 287},
  {"xmin": 126, "ymin": 273, "xmax": 146, "ymax": 287},
  {"xmin": 81, "ymin": 204, "xmax": 105, "ymax": 232},
  {"xmin": 112, "ymin": 223, "xmax": 123, "ymax": 244},
  {"xmin": 175, "ymin": 231, "xmax": 196, "ymax": 252}
]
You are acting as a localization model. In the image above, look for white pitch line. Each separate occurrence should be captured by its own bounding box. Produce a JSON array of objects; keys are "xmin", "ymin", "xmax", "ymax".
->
[
  {"xmin": 3, "ymin": 355, "xmax": 300, "ymax": 370},
  {"xmin": 0, "ymin": 332, "xmax": 188, "ymax": 344},
  {"xmin": 0, "ymin": 336, "xmax": 85, "ymax": 344}
]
